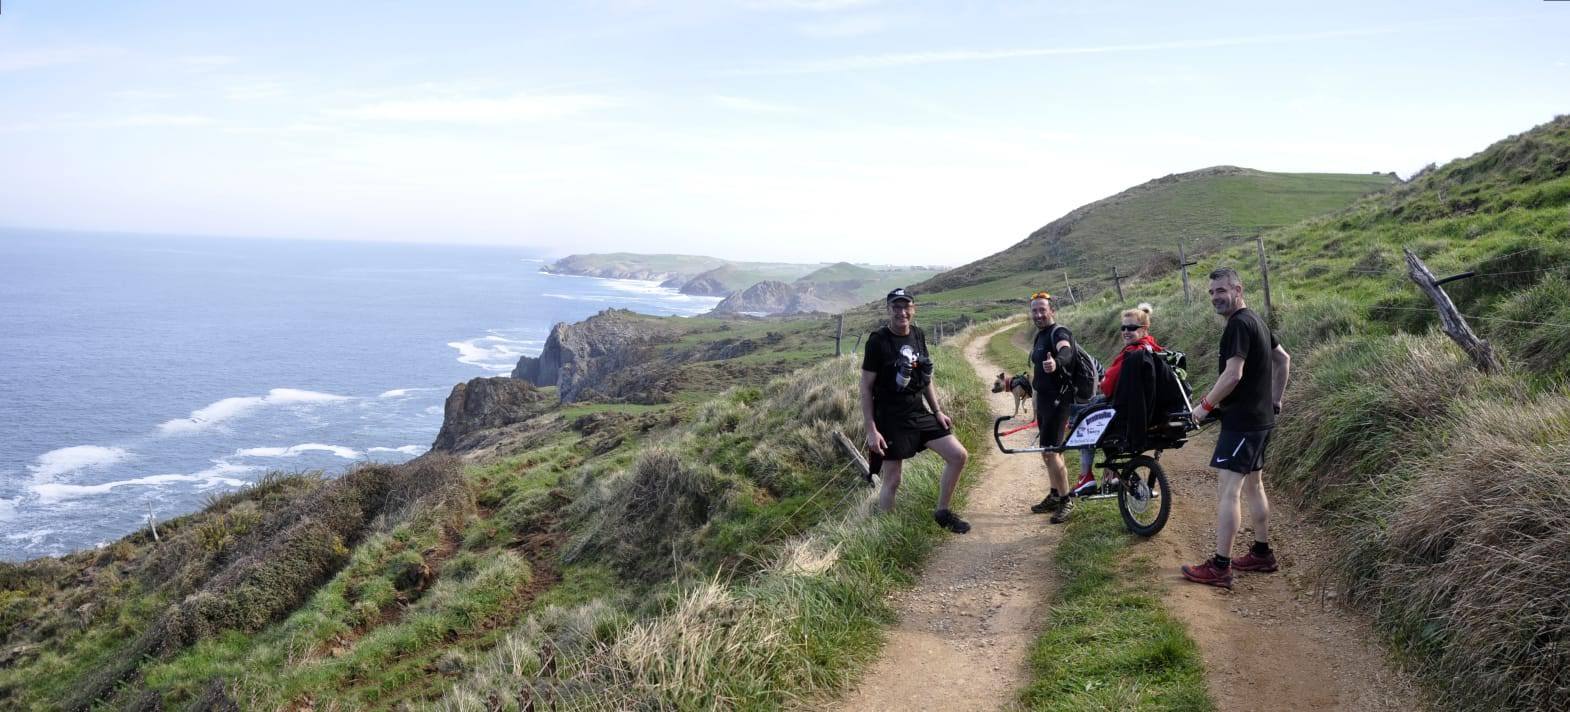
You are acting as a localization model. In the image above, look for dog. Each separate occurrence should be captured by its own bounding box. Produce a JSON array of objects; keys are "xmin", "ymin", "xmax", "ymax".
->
[{"xmin": 991, "ymin": 372, "xmax": 1033, "ymax": 418}]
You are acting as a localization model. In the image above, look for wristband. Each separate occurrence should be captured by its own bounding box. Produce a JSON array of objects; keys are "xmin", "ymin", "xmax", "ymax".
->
[{"xmin": 1199, "ymin": 397, "xmax": 1213, "ymax": 411}]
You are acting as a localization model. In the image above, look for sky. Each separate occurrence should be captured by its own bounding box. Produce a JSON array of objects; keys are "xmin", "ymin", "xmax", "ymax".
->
[{"xmin": 0, "ymin": 1, "xmax": 1566, "ymax": 266}]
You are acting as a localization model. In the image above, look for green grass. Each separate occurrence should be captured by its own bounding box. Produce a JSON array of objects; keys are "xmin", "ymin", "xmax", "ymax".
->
[
  {"xmin": 917, "ymin": 168, "xmax": 1395, "ymax": 298},
  {"xmin": 984, "ymin": 319, "xmax": 1029, "ymax": 376},
  {"xmin": 438, "ymin": 335, "xmax": 993, "ymax": 710},
  {"xmin": 1021, "ymin": 505, "xmax": 1212, "ymax": 711}
]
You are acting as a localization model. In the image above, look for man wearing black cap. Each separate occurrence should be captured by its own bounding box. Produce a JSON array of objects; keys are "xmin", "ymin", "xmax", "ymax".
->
[{"xmin": 859, "ymin": 288, "xmax": 971, "ymax": 533}]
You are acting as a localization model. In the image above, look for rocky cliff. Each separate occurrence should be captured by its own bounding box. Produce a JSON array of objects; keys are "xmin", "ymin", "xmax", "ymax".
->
[
  {"xmin": 512, "ymin": 309, "xmax": 684, "ymax": 403},
  {"xmin": 431, "ymin": 376, "xmax": 553, "ymax": 451},
  {"xmin": 711, "ymin": 280, "xmax": 796, "ymax": 314}
]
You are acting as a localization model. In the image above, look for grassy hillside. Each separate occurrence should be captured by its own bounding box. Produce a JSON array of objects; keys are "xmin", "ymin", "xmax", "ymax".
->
[
  {"xmin": 541, "ymin": 253, "xmax": 730, "ymax": 279},
  {"xmin": 1051, "ymin": 115, "xmax": 1570, "ymax": 712},
  {"xmin": 0, "ymin": 314, "xmax": 990, "ymax": 709},
  {"xmin": 915, "ymin": 167, "xmax": 1395, "ymax": 305}
]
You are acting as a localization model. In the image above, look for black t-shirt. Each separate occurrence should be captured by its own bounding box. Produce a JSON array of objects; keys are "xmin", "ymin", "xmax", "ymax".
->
[
  {"xmin": 1031, "ymin": 324, "xmax": 1074, "ymax": 401},
  {"xmin": 862, "ymin": 325, "xmax": 932, "ymax": 415},
  {"xmin": 1216, "ymin": 307, "xmax": 1280, "ymax": 431}
]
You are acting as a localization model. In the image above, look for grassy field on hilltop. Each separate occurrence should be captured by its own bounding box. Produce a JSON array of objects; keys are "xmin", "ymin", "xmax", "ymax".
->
[
  {"xmin": 1051, "ymin": 115, "xmax": 1570, "ymax": 712},
  {"xmin": 916, "ymin": 168, "xmax": 1396, "ymax": 304}
]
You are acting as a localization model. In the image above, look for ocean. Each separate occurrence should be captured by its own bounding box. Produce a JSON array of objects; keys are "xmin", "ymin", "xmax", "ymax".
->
[{"xmin": 0, "ymin": 230, "xmax": 722, "ymax": 561}]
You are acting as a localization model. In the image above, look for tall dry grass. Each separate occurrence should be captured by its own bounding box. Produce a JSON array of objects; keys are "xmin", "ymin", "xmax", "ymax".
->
[
  {"xmin": 1270, "ymin": 331, "xmax": 1570, "ymax": 711},
  {"xmin": 438, "ymin": 335, "xmax": 990, "ymax": 710}
]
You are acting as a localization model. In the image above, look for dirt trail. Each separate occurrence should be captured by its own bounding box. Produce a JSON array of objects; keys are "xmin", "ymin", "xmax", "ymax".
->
[
  {"xmin": 1147, "ymin": 431, "xmax": 1425, "ymax": 711},
  {"xmin": 838, "ymin": 322, "xmax": 1426, "ymax": 711},
  {"xmin": 835, "ymin": 324, "xmax": 1061, "ymax": 711}
]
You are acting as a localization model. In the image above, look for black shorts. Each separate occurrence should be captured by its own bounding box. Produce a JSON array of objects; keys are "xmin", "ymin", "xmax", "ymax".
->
[
  {"xmin": 1035, "ymin": 394, "xmax": 1073, "ymax": 448},
  {"xmin": 1212, "ymin": 428, "xmax": 1273, "ymax": 473},
  {"xmin": 870, "ymin": 408, "xmax": 952, "ymax": 474}
]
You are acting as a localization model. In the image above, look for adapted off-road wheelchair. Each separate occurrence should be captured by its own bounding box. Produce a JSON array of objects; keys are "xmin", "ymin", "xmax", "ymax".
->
[{"xmin": 993, "ymin": 348, "xmax": 1198, "ymax": 537}]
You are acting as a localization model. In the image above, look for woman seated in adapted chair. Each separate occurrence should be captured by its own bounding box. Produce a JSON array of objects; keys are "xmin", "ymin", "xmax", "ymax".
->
[{"xmin": 1067, "ymin": 303, "xmax": 1162, "ymax": 496}]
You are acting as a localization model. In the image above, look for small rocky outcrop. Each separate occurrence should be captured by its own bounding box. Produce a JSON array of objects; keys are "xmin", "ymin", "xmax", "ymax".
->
[
  {"xmin": 712, "ymin": 280, "xmax": 795, "ymax": 314},
  {"xmin": 432, "ymin": 377, "xmax": 551, "ymax": 451},
  {"xmin": 512, "ymin": 309, "xmax": 682, "ymax": 403},
  {"xmin": 678, "ymin": 274, "xmax": 730, "ymax": 296}
]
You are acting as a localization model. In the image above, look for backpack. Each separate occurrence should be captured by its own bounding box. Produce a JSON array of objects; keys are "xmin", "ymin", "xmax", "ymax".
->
[
  {"xmin": 1156, "ymin": 348, "xmax": 1193, "ymax": 401},
  {"xmin": 1050, "ymin": 325, "xmax": 1104, "ymax": 404}
]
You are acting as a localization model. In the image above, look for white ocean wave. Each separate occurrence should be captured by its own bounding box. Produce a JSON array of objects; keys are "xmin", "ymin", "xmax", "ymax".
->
[
  {"xmin": 234, "ymin": 443, "xmax": 362, "ymax": 459},
  {"xmin": 4, "ymin": 528, "xmax": 52, "ymax": 546},
  {"xmin": 0, "ymin": 498, "xmax": 16, "ymax": 521},
  {"xmin": 424, "ymin": 405, "xmax": 443, "ymax": 415},
  {"xmin": 368, "ymin": 445, "xmax": 424, "ymax": 455},
  {"xmin": 158, "ymin": 388, "xmax": 352, "ymax": 435},
  {"xmin": 31, "ymin": 460, "xmax": 259, "ymax": 503},
  {"xmin": 447, "ymin": 331, "xmax": 542, "ymax": 372},
  {"xmin": 542, "ymin": 292, "xmax": 617, "ymax": 302},
  {"xmin": 28, "ymin": 445, "xmax": 131, "ymax": 481}
]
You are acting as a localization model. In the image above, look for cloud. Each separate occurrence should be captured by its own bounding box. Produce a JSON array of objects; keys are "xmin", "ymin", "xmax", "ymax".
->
[
  {"xmin": 745, "ymin": 0, "xmax": 878, "ymax": 11},
  {"xmin": 710, "ymin": 95, "xmax": 801, "ymax": 114},
  {"xmin": 327, "ymin": 93, "xmax": 620, "ymax": 123},
  {"xmin": 798, "ymin": 16, "xmax": 891, "ymax": 38},
  {"xmin": 181, "ymin": 55, "xmax": 239, "ymax": 67},
  {"xmin": 741, "ymin": 26, "xmax": 1414, "ymax": 75},
  {"xmin": 99, "ymin": 114, "xmax": 215, "ymax": 127},
  {"xmin": 0, "ymin": 46, "xmax": 118, "ymax": 72},
  {"xmin": 225, "ymin": 81, "xmax": 288, "ymax": 101}
]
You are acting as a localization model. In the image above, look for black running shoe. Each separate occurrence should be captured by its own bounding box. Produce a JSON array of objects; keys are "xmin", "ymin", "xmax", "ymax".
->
[
  {"xmin": 1030, "ymin": 491, "xmax": 1062, "ymax": 514},
  {"xmin": 1049, "ymin": 496, "xmax": 1076, "ymax": 524},
  {"xmin": 934, "ymin": 509, "xmax": 971, "ymax": 534}
]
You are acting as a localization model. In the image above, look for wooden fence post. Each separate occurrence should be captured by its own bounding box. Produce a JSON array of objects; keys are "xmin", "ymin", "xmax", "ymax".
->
[
  {"xmin": 1178, "ymin": 240, "xmax": 1197, "ymax": 306},
  {"xmin": 835, "ymin": 314, "xmax": 844, "ymax": 356},
  {"xmin": 1256, "ymin": 237, "xmax": 1274, "ymax": 324},
  {"xmin": 1403, "ymin": 248, "xmax": 1501, "ymax": 373},
  {"xmin": 1112, "ymin": 266, "xmax": 1125, "ymax": 302},
  {"xmin": 1063, "ymin": 271, "xmax": 1076, "ymax": 305}
]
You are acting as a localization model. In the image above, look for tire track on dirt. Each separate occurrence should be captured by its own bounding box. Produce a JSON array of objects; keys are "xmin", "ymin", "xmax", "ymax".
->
[{"xmin": 835, "ymin": 324, "xmax": 1061, "ymax": 711}]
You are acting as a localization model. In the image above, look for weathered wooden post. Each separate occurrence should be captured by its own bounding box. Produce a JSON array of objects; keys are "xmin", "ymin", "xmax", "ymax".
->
[
  {"xmin": 1404, "ymin": 247, "xmax": 1500, "ymax": 373},
  {"xmin": 1112, "ymin": 266, "xmax": 1125, "ymax": 302},
  {"xmin": 1179, "ymin": 240, "xmax": 1196, "ymax": 306},
  {"xmin": 835, "ymin": 313, "xmax": 844, "ymax": 356},
  {"xmin": 1256, "ymin": 237, "xmax": 1275, "ymax": 325}
]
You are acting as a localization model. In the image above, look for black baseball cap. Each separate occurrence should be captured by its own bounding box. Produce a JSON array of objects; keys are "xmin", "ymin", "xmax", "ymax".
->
[{"xmin": 886, "ymin": 288, "xmax": 913, "ymax": 304}]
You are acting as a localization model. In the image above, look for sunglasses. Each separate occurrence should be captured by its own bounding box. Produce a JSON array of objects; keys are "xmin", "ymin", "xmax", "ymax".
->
[
  {"xmin": 1120, "ymin": 324, "xmax": 1142, "ymax": 332},
  {"xmin": 1030, "ymin": 291, "xmax": 1052, "ymax": 301}
]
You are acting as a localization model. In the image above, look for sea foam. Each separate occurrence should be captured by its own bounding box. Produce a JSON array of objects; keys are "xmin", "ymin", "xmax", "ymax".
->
[
  {"xmin": 158, "ymin": 388, "xmax": 352, "ymax": 435},
  {"xmin": 235, "ymin": 443, "xmax": 362, "ymax": 459},
  {"xmin": 31, "ymin": 460, "xmax": 258, "ymax": 503},
  {"xmin": 368, "ymin": 445, "xmax": 423, "ymax": 455},
  {"xmin": 28, "ymin": 445, "xmax": 131, "ymax": 481}
]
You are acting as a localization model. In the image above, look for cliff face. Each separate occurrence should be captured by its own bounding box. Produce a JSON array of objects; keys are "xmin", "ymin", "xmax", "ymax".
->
[
  {"xmin": 711, "ymin": 280, "xmax": 796, "ymax": 314},
  {"xmin": 512, "ymin": 309, "xmax": 682, "ymax": 403},
  {"xmin": 678, "ymin": 274, "xmax": 730, "ymax": 296},
  {"xmin": 431, "ymin": 377, "xmax": 552, "ymax": 451}
]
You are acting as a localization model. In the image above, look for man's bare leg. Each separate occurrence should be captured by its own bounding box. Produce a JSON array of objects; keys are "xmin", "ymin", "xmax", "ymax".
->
[
  {"xmin": 1041, "ymin": 451, "xmax": 1069, "ymax": 499},
  {"xmin": 1241, "ymin": 469, "xmax": 1270, "ymax": 544},
  {"xmin": 926, "ymin": 435, "xmax": 968, "ymax": 512},
  {"xmin": 877, "ymin": 459, "xmax": 904, "ymax": 512},
  {"xmin": 1215, "ymin": 468, "xmax": 1246, "ymax": 558}
]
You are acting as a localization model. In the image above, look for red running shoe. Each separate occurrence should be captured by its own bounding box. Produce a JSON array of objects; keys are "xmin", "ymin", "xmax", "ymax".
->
[
  {"xmin": 1232, "ymin": 550, "xmax": 1279, "ymax": 573},
  {"xmin": 1070, "ymin": 471, "xmax": 1098, "ymax": 497},
  {"xmin": 1181, "ymin": 558, "xmax": 1234, "ymax": 589}
]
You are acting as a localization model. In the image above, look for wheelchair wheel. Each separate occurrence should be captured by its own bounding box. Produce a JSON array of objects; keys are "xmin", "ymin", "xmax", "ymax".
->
[{"xmin": 1117, "ymin": 454, "xmax": 1171, "ymax": 537}]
